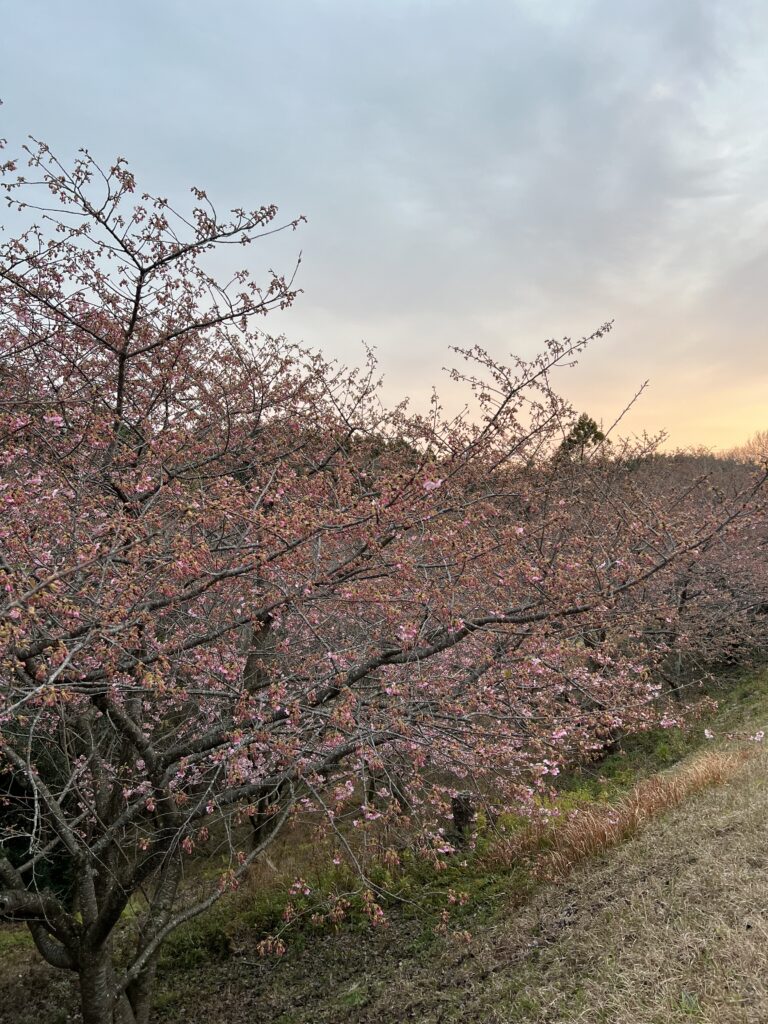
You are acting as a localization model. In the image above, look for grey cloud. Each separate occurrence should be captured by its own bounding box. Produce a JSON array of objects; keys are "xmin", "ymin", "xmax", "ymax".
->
[{"xmin": 2, "ymin": 0, "xmax": 767, "ymax": 444}]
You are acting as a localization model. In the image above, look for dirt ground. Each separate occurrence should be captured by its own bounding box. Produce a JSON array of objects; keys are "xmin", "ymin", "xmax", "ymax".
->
[{"xmin": 3, "ymin": 743, "xmax": 768, "ymax": 1024}]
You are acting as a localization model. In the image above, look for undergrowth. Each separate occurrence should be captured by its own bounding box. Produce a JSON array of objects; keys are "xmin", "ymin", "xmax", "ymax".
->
[{"xmin": 156, "ymin": 664, "xmax": 768, "ymax": 978}]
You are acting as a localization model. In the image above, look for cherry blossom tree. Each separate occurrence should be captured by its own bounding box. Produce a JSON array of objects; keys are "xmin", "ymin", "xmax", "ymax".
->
[
  {"xmin": 0, "ymin": 139, "xmax": 764, "ymax": 1024},
  {"xmin": 631, "ymin": 453, "xmax": 768, "ymax": 681},
  {"xmin": 727, "ymin": 429, "xmax": 768, "ymax": 465}
]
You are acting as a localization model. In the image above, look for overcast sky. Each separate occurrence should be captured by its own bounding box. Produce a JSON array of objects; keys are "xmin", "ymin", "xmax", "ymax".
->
[{"xmin": 2, "ymin": 0, "xmax": 767, "ymax": 448}]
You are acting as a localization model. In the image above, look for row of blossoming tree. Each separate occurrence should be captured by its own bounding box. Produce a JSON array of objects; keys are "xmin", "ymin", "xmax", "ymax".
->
[{"xmin": 0, "ymin": 140, "xmax": 766, "ymax": 1024}]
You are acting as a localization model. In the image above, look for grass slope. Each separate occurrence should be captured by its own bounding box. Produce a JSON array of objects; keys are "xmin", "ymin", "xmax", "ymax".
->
[
  {"xmin": 3, "ymin": 667, "xmax": 768, "ymax": 1023},
  {"xmin": 152, "ymin": 746, "xmax": 768, "ymax": 1024}
]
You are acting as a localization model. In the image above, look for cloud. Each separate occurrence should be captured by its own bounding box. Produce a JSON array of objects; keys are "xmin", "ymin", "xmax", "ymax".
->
[{"xmin": 2, "ymin": 0, "xmax": 767, "ymax": 445}]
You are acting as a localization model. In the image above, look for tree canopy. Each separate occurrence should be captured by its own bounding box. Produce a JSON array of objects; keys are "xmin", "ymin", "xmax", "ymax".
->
[{"xmin": 1, "ymin": 140, "xmax": 766, "ymax": 1024}]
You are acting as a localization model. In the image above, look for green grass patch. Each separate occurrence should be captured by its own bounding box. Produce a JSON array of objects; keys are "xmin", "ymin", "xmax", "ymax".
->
[
  {"xmin": 559, "ymin": 664, "xmax": 768, "ymax": 803},
  {"xmin": 0, "ymin": 925, "xmax": 34, "ymax": 953},
  {"xmin": 158, "ymin": 903, "xmax": 234, "ymax": 972}
]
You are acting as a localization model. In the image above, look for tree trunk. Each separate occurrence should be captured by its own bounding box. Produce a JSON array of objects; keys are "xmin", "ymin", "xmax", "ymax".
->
[
  {"xmin": 125, "ymin": 956, "xmax": 157, "ymax": 1024},
  {"xmin": 79, "ymin": 950, "xmax": 118, "ymax": 1024},
  {"xmin": 79, "ymin": 948, "xmax": 141, "ymax": 1024},
  {"xmin": 451, "ymin": 792, "xmax": 475, "ymax": 843}
]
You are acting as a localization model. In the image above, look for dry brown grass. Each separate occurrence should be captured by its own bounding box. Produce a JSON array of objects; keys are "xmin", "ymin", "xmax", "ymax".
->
[
  {"xmin": 535, "ymin": 748, "xmax": 753, "ymax": 881},
  {"xmin": 482, "ymin": 742, "xmax": 768, "ymax": 1023},
  {"xmin": 478, "ymin": 748, "xmax": 753, "ymax": 886}
]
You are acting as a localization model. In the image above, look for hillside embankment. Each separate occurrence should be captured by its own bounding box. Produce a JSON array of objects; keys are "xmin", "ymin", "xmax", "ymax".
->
[
  {"xmin": 155, "ymin": 739, "xmax": 768, "ymax": 1023},
  {"xmin": 4, "ymin": 670, "xmax": 768, "ymax": 1024}
]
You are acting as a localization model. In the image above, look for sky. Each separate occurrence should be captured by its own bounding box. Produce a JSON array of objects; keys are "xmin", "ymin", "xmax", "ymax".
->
[{"xmin": 1, "ymin": 0, "xmax": 767, "ymax": 449}]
